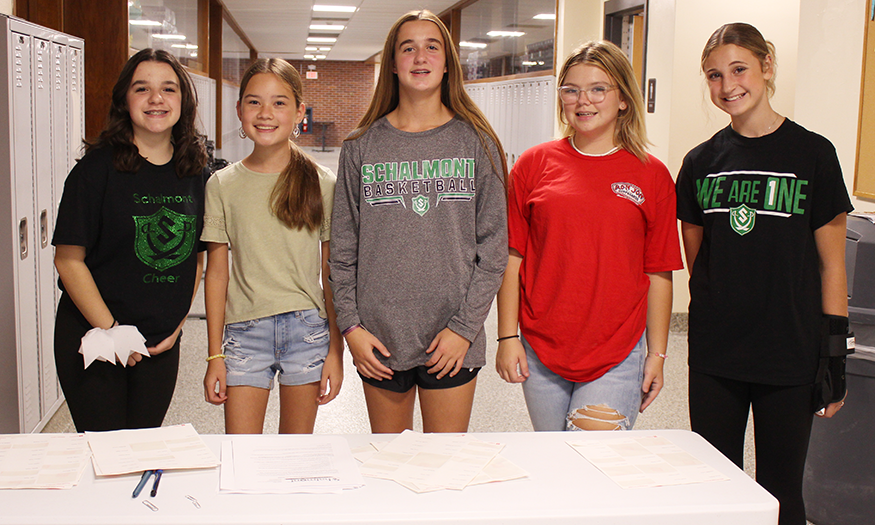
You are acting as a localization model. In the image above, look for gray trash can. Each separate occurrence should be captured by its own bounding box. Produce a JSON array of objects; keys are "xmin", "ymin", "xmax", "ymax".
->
[{"xmin": 803, "ymin": 214, "xmax": 875, "ymax": 524}]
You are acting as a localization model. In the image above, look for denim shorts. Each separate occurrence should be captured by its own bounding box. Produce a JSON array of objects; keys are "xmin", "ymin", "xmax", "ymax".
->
[
  {"xmin": 223, "ymin": 309, "xmax": 330, "ymax": 389},
  {"xmin": 520, "ymin": 332, "xmax": 646, "ymax": 431}
]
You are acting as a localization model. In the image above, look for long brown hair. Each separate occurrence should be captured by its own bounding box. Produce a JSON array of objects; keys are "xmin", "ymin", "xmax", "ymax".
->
[
  {"xmin": 701, "ymin": 23, "xmax": 777, "ymax": 98},
  {"xmin": 347, "ymin": 10, "xmax": 507, "ymax": 184},
  {"xmin": 239, "ymin": 58, "xmax": 322, "ymax": 231},
  {"xmin": 86, "ymin": 48, "xmax": 207, "ymax": 178},
  {"xmin": 557, "ymin": 41, "xmax": 650, "ymax": 163}
]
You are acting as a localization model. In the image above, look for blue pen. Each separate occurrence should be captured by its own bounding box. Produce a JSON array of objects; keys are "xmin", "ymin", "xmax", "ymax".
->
[
  {"xmin": 132, "ymin": 470, "xmax": 154, "ymax": 498},
  {"xmin": 150, "ymin": 470, "xmax": 163, "ymax": 497}
]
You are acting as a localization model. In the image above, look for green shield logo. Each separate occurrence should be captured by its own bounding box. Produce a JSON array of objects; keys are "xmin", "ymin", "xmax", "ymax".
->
[
  {"xmin": 729, "ymin": 204, "xmax": 756, "ymax": 236},
  {"xmin": 133, "ymin": 206, "xmax": 197, "ymax": 271},
  {"xmin": 412, "ymin": 195, "xmax": 430, "ymax": 217}
]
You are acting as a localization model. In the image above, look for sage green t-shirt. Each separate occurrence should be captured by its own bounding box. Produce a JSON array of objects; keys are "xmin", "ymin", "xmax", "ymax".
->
[{"xmin": 201, "ymin": 160, "xmax": 335, "ymax": 324}]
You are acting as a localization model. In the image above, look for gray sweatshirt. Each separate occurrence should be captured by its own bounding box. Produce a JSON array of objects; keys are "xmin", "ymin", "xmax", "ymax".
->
[{"xmin": 330, "ymin": 116, "xmax": 508, "ymax": 370}]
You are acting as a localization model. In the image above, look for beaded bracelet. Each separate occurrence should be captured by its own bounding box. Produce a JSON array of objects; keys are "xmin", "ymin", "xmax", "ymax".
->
[
  {"xmin": 205, "ymin": 354, "xmax": 226, "ymax": 362},
  {"xmin": 647, "ymin": 352, "xmax": 668, "ymax": 359}
]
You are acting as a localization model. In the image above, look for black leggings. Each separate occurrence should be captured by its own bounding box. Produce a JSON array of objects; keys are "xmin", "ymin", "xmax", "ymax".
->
[
  {"xmin": 689, "ymin": 370, "xmax": 815, "ymax": 525},
  {"xmin": 54, "ymin": 293, "xmax": 180, "ymax": 432}
]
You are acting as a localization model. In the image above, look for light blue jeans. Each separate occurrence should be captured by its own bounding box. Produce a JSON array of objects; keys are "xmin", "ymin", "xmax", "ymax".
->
[{"xmin": 520, "ymin": 333, "xmax": 646, "ymax": 431}]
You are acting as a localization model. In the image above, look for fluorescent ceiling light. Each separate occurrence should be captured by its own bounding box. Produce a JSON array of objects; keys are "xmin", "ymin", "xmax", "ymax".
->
[
  {"xmin": 307, "ymin": 37, "xmax": 337, "ymax": 43},
  {"xmin": 533, "ymin": 14, "xmax": 555, "ymax": 20},
  {"xmin": 129, "ymin": 19, "xmax": 161, "ymax": 26},
  {"xmin": 304, "ymin": 55, "xmax": 316, "ymax": 58},
  {"xmin": 313, "ymin": 5, "xmax": 357, "ymax": 13},
  {"xmin": 305, "ymin": 46, "xmax": 319, "ymax": 51},
  {"xmin": 152, "ymin": 34, "xmax": 187, "ymax": 40},
  {"xmin": 460, "ymin": 41, "xmax": 487, "ymax": 49},
  {"xmin": 318, "ymin": 47, "xmax": 332, "ymax": 51},
  {"xmin": 487, "ymin": 31, "xmax": 525, "ymax": 37},
  {"xmin": 310, "ymin": 24, "xmax": 345, "ymax": 31},
  {"xmin": 171, "ymin": 44, "xmax": 198, "ymax": 49},
  {"xmin": 315, "ymin": 55, "xmax": 326, "ymax": 59}
]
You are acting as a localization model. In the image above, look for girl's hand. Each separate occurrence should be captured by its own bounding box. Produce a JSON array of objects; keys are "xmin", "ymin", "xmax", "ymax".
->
[
  {"xmin": 425, "ymin": 328, "xmax": 471, "ymax": 379},
  {"xmin": 816, "ymin": 392, "xmax": 848, "ymax": 418},
  {"xmin": 495, "ymin": 338, "xmax": 529, "ymax": 383},
  {"xmin": 640, "ymin": 354, "xmax": 665, "ymax": 412},
  {"xmin": 346, "ymin": 327, "xmax": 393, "ymax": 380},
  {"xmin": 126, "ymin": 325, "xmax": 183, "ymax": 366},
  {"xmin": 318, "ymin": 338, "xmax": 344, "ymax": 405},
  {"xmin": 203, "ymin": 358, "xmax": 228, "ymax": 405}
]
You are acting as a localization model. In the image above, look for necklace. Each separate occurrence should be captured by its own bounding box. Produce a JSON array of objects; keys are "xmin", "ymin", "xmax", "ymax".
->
[
  {"xmin": 569, "ymin": 137, "xmax": 619, "ymax": 157},
  {"xmin": 761, "ymin": 113, "xmax": 782, "ymax": 136}
]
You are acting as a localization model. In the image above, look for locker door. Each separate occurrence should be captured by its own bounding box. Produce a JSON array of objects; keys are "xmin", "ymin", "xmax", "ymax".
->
[
  {"xmin": 52, "ymin": 41, "xmax": 67, "ymax": 214},
  {"xmin": 33, "ymin": 37, "xmax": 59, "ymax": 417},
  {"xmin": 67, "ymin": 45, "xmax": 83, "ymax": 170},
  {"xmin": 11, "ymin": 31, "xmax": 40, "ymax": 433}
]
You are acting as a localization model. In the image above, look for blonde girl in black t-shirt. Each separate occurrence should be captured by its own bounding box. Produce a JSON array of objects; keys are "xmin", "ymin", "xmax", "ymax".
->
[{"xmin": 676, "ymin": 23, "xmax": 852, "ymax": 525}]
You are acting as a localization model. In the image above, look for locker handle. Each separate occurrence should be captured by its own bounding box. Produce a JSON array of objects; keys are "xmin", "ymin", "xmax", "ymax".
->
[
  {"xmin": 19, "ymin": 217, "xmax": 28, "ymax": 260},
  {"xmin": 40, "ymin": 209, "xmax": 48, "ymax": 248}
]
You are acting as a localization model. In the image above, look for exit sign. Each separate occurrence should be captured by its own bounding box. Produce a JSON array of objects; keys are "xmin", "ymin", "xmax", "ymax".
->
[{"xmin": 306, "ymin": 71, "xmax": 318, "ymax": 79}]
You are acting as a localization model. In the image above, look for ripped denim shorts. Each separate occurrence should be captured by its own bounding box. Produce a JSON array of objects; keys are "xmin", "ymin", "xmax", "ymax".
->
[{"xmin": 223, "ymin": 309, "xmax": 330, "ymax": 389}]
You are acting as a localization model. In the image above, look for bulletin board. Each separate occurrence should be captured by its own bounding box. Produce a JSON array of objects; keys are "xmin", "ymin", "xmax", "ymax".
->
[{"xmin": 854, "ymin": 4, "xmax": 875, "ymax": 198}]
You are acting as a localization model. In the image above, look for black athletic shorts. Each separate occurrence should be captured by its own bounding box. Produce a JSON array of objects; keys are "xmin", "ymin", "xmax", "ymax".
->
[{"xmin": 359, "ymin": 365, "xmax": 480, "ymax": 393}]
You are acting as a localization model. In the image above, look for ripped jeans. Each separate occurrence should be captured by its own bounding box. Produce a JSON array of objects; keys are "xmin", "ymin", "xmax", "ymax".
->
[
  {"xmin": 223, "ymin": 309, "xmax": 330, "ymax": 389},
  {"xmin": 520, "ymin": 333, "xmax": 646, "ymax": 431}
]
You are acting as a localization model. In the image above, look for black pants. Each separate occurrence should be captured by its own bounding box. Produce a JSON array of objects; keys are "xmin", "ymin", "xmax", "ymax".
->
[
  {"xmin": 689, "ymin": 370, "xmax": 815, "ymax": 525},
  {"xmin": 54, "ymin": 293, "xmax": 180, "ymax": 432}
]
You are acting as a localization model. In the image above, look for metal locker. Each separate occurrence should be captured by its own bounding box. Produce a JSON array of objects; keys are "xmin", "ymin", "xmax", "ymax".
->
[
  {"xmin": 32, "ymin": 36, "xmax": 60, "ymax": 419},
  {"xmin": 0, "ymin": 15, "xmax": 84, "ymax": 433}
]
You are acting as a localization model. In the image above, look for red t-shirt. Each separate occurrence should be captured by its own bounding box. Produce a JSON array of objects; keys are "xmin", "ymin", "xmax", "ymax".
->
[{"xmin": 508, "ymin": 139, "xmax": 683, "ymax": 382}]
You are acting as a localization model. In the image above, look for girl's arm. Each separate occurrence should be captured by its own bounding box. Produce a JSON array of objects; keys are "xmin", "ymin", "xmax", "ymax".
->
[
  {"xmin": 814, "ymin": 212, "xmax": 850, "ymax": 418},
  {"xmin": 203, "ymin": 242, "xmax": 230, "ymax": 405},
  {"xmin": 54, "ymin": 245, "xmax": 115, "ymax": 330},
  {"xmin": 318, "ymin": 241, "xmax": 343, "ymax": 404},
  {"xmin": 681, "ymin": 222, "xmax": 703, "ymax": 276},
  {"xmin": 426, "ymin": 140, "xmax": 508, "ymax": 378},
  {"xmin": 495, "ymin": 250, "xmax": 528, "ymax": 383},
  {"xmin": 641, "ymin": 271, "xmax": 672, "ymax": 412}
]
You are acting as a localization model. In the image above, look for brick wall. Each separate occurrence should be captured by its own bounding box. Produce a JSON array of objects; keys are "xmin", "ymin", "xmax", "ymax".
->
[{"xmin": 293, "ymin": 60, "xmax": 375, "ymax": 149}]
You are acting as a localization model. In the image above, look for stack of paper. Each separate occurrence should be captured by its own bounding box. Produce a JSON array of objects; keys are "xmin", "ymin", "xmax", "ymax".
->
[
  {"xmin": 0, "ymin": 434, "xmax": 91, "ymax": 489},
  {"xmin": 567, "ymin": 435, "xmax": 730, "ymax": 489},
  {"xmin": 220, "ymin": 435, "xmax": 363, "ymax": 494},
  {"xmin": 86, "ymin": 423, "xmax": 219, "ymax": 476},
  {"xmin": 354, "ymin": 430, "xmax": 528, "ymax": 493}
]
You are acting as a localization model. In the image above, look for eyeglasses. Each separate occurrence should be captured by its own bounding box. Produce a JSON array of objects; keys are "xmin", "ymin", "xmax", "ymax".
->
[{"xmin": 557, "ymin": 84, "xmax": 617, "ymax": 104}]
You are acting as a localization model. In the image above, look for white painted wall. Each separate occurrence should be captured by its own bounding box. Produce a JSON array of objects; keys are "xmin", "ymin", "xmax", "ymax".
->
[
  {"xmin": 637, "ymin": 0, "xmax": 872, "ymax": 312},
  {"xmin": 0, "ymin": 1, "xmax": 11, "ymax": 16},
  {"xmin": 794, "ymin": 0, "xmax": 871, "ymax": 213}
]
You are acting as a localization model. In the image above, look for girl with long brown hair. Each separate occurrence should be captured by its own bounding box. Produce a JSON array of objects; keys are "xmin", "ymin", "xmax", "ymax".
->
[
  {"xmin": 53, "ymin": 48, "xmax": 207, "ymax": 431},
  {"xmin": 202, "ymin": 58, "xmax": 342, "ymax": 433},
  {"xmin": 330, "ymin": 10, "xmax": 508, "ymax": 433}
]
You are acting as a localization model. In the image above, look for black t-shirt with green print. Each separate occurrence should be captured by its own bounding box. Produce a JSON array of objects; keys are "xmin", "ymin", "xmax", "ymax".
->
[
  {"xmin": 53, "ymin": 146, "xmax": 205, "ymax": 347},
  {"xmin": 676, "ymin": 120, "xmax": 853, "ymax": 385}
]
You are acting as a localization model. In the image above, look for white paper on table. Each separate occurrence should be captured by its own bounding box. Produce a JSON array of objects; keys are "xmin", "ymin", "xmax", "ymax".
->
[
  {"xmin": 220, "ymin": 435, "xmax": 363, "ymax": 494},
  {"xmin": 358, "ymin": 430, "xmax": 504, "ymax": 491},
  {"xmin": 567, "ymin": 435, "xmax": 730, "ymax": 489},
  {"xmin": 86, "ymin": 423, "xmax": 218, "ymax": 476},
  {"xmin": 79, "ymin": 325, "xmax": 149, "ymax": 368},
  {"xmin": 0, "ymin": 434, "xmax": 91, "ymax": 489},
  {"xmin": 469, "ymin": 454, "xmax": 529, "ymax": 486}
]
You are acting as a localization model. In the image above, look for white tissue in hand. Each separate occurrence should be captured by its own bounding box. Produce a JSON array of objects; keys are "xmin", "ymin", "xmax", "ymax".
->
[
  {"xmin": 79, "ymin": 328, "xmax": 116, "ymax": 368},
  {"xmin": 107, "ymin": 325, "xmax": 150, "ymax": 367},
  {"xmin": 78, "ymin": 325, "xmax": 151, "ymax": 369}
]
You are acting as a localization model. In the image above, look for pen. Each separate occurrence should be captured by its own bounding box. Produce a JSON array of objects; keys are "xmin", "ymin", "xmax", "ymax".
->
[
  {"xmin": 150, "ymin": 470, "xmax": 163, "ymax": 497},
  {"xmin": 132, "ymin": 470, "xmax": 154, "ymax": 498}
]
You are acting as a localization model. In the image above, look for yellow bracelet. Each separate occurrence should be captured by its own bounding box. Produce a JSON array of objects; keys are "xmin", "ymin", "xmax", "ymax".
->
[{"xmin": 205, "ymin": 354, "xmax": 226, "ymax": 362}]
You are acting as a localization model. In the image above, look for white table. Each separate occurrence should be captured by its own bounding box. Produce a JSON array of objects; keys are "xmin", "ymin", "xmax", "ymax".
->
[{"xmin": 0, "ymin": 430, "xmax": 778, "ymax": 525}]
